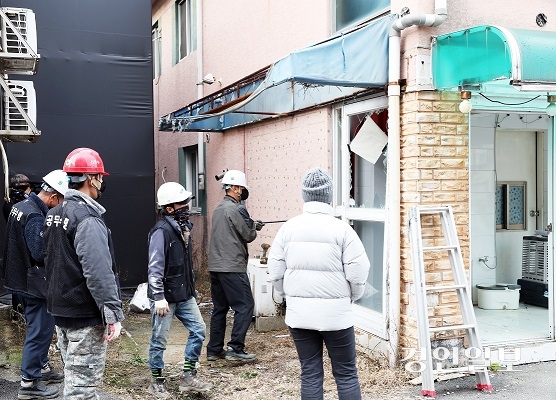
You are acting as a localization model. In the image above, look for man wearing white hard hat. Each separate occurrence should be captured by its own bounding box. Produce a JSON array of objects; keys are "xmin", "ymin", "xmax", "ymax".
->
[
  {"xmin": 146, "ymin": 182, "xmax": 212, "ymax": 398},
  {"xmin": 206, "ymin": 170, "xmax": 263, "ymax": 363},
  {"xmin": 1, "ymin": 169, "xmax": 68, "ymax": 399}
]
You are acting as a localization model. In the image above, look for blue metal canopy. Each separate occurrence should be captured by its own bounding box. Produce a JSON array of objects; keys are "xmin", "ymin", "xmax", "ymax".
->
[{"xmin": 159, "ymin": 14, "xmax": 396, "ymax": 132}]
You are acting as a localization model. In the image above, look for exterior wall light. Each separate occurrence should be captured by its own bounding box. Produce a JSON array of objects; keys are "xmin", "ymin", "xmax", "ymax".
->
[
  {"xmin": 459, "ymin": 90, "xmax": 472, "ymax": 114},
  {"xmin": 197, "ymin": 73, "xmax": 222, "ymax": 85},
  {"xmin": 546, "ymin": 94, "xmax": 556, "ymax": 117}
]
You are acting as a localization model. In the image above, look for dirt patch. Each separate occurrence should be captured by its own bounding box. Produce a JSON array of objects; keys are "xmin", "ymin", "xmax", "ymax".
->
[
  {"xmin": 2, "ymin": 301, "xmax": 415, "ymax": 399},
  {"xmin": 100, "ymin": 303, "xmax": 415, "ymax": 399}
]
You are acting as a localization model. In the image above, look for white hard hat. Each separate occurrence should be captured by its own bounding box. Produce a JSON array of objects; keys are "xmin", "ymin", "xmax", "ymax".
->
[
  {"xmin": 157, "ymin": 182, "xmax": 192, "ymax": 207},
  {"xmin": 221, "ymin": 170, "xmax": 248, "ymax": 189},
  {"xmin": 42, "ymin": 169, "xmax": 69, "ymax": 195}
]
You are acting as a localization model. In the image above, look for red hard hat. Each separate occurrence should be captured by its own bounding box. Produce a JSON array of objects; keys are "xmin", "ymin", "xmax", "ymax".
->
[{"xmin": 63, "ymin": 148, "xmax": 109, "ymax": 176}]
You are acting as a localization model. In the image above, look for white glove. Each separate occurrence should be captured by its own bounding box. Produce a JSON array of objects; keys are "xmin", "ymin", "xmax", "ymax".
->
[
  {"xmin": 155, "ymin": 299, "xmax": 170, "ymax": 317},
  {"xmin": 105, "ymin": 321, "xmax": 121, "ymax": 342}
]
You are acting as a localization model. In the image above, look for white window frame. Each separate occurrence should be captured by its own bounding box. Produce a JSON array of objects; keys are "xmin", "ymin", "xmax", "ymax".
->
[
  {"xmin": 179, "ymin": 145, "xmax": 199, "ymax": 211},
  {"xmin": 333, "ymin": 0, "xmax": 391, "ymax": 32},
  {"xmin": 333, "ymin": 96, "xmax": 389, "ymax": 339},
  {"xmin": 177, "ymin": 0, "xmax": 197, "ymax": 60}
]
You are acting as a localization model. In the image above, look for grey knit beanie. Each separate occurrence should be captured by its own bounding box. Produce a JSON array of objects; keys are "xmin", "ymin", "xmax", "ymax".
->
[{"xmin": 301, "ymin": 168, "xmax": 333, "ymax": 204}]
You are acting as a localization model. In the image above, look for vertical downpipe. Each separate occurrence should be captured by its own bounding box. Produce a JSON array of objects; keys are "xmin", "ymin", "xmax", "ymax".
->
[
  {"xmin": 196, "ymin": 0, "xmax": 205, "ymax": 190},
  {"xmin": 386, "ymin": 0, "xmax": 447, "ymax": 367},
  {"xmin": 386, "ymin": 30, "xmax": 402, "ymax": 368}
]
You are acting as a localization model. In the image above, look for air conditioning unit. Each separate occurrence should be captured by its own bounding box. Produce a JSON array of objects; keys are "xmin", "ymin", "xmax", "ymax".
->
[
  {"xmin": 3, "ymin": 80, "xmax": 36, "ymax": 131},
  {"xmin": 1, "ymin": 8, "xmax": 37, "ymax": 54},
  {"xmin": 0, "ymin": 7, "xmax": 39, "ymax": 74},
  {"xmin": 247, "ymin": 259, "xmax": 286, "ymax": 332}
]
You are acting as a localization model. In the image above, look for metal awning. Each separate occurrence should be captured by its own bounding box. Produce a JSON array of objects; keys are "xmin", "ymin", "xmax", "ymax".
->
[
  {"xmin": 432, "ymin": 25, "xmax": 556, "ymax": 91},
  {"xmin": 159, "ymin": 14, "xmax": 396, "ymax": 132}
]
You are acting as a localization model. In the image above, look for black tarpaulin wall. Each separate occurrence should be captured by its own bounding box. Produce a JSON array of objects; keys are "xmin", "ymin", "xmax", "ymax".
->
[{"xmin": 0, "ymin": 0, "xmax": 154, "ymax": 289}]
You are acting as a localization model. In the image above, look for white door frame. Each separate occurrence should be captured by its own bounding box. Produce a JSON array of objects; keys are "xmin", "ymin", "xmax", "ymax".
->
[{"xmin": 333, "ymin": 96, "xmax": 389, "ymax": 339}]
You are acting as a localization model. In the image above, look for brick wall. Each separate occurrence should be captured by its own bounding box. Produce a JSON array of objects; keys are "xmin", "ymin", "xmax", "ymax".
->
[{"xmin": 399, "ymin": 91, "xmax": 470, "ymax": 351}]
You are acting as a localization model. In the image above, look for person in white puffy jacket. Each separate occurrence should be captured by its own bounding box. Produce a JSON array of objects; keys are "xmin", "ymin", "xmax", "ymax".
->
[{"xmin": 267, "ymin": 167, "xmax": 370, "ymax": 400}]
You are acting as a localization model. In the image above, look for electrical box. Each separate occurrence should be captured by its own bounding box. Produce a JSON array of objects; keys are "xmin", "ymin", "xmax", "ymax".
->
[{"xmin": 247, "ymin": 259, "xmax": 286, "ymax": 332}]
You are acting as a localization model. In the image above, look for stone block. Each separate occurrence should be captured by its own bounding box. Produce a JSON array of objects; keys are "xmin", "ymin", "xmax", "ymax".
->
[{"xmin": 255, "ymin": 316, "xmax": 287, "ymax": 332}]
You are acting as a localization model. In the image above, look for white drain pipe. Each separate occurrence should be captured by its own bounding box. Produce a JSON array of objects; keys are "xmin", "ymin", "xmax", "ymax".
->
[
  {"xmin": 196, "ymin": 1, "xmax": 206, "ymax": 191},
  {"xmin": 386, "ymin": 0, "xmax": 447, "ymax": 367}
]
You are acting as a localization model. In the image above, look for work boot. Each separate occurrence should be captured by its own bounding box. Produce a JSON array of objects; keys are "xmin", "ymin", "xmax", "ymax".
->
[
  {"xmin": 206, "ymin": 349, "xmax": 226, "ymax": 361},
  {"xmin": 40, "ymin": 363, "xmax": 64, "ymax": 384},
  {"xmin": 147, "ymin": 377, "xmax": 172, "ymax": 399},
  {"xmin": 179, "ymin": 370, "xmax": 213, "ymax": 393},
  {"xmin": 226, "ymin": 347, "xmax": 257, "ymax": 362},
  {"xmin": 18, "ymin": 379, "xmax": 59, "ymax": 399}
]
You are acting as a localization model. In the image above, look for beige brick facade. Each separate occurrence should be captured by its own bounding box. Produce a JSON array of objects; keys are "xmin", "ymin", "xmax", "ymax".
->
[{"xmin": 399, "ymin": 91, "xmax": 470, "ymax": 351}]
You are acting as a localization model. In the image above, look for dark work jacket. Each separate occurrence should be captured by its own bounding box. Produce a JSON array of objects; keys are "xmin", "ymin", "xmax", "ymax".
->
[
  {"xmin": 43, "ymin": 191, "xmax": 123, "ymax": 327},
  {"xmin": 208, "ymin": 196, "xmax": 257, "ymax": 273},
  {"xmin": 147, "ymin": 217, "xmax": 195, "ymax": 303},
  {"xmin": 1, "ymin": 194, "xmax": 49, "ymax": 298}
]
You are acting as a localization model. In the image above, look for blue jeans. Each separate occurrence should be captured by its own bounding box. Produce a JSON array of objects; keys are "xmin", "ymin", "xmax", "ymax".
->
[
  {"xmin": 19, "ymin": 293, "xmax": 55, "ymax": 380},
  {"xmin": 149, "ymin": 297, "xmax": 206, "ymax": 370},
  {"xmin": 289, "ymin": 326, "xmax": 361, "ymax": 400}
]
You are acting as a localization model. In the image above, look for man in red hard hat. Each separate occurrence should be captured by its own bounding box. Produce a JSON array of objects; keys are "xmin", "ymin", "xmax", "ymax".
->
[{"xmin": 43, "ymin": 147, "xmax": 124, "ymax": 399}]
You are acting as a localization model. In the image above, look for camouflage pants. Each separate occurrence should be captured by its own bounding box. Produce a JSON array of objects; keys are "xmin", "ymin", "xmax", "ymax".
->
[{"xmin": 56, "ymin": 324, "xmax": 108, "ymax": 400}]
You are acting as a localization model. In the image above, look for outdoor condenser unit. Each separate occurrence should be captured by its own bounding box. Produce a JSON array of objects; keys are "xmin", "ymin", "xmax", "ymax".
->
[
  {"xmin": 3, "ymin": 80, "xmax": 36, "ymax": 131},
  {"xmin": 2, "ymin": 8, "xmax": 37, "ymax": 52},
  {"xmin": 0, "ymin": 7, "xmax": 38, "ymax": 75},
  {"xmin": 247, "ymin": 259, "xmax": 285, "ymax": 332}
]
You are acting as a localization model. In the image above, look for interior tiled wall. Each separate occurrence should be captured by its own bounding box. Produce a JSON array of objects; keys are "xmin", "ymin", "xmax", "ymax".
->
[
  {"xmin": 469, "ymin": 114, "xmax": 497, "ymax": 301},
  {"xmin": 469, "ymin": 113, "xmax": 550, "ymax": 302}
]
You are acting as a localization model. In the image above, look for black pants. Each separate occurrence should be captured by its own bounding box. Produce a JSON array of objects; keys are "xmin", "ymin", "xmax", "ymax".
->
[
  {"xmin": 207, "ymin": 272, "xmax": 254, "ymax": 355},
  {"xmin": 289, "ymin": 326, "xmax": 361, "ymax": 400}
]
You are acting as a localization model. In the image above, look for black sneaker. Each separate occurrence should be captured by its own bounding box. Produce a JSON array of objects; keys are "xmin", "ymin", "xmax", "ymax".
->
[
  {"xmin": 206, "ymin": 350, "xmax": 226, "ymax": 361},
  {"xmin": 40, "ymin": 364, "xmax": 64, "ymax": 384},
  {"xmin": 225, "ymin": 347, "xmax": 256, "ymax": 362},
  {"xmin": 18, "ymin": 380, "xmax": 59, "ymax": 399}
]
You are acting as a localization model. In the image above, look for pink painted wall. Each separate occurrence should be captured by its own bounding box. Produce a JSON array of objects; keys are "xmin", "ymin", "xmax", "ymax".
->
[
  {"xmin": 204, "ymin": 110, "xmax": 332, "ymax": 257},
  {"xmin": 152, "ymin": 0, "xmax": 334, "ymax": 263},
  {"xmin": 152, "ymin": 0, "xmax": 331, "ymax": 184},
  {"xmin": 153, "ymin": 0, "xmax": 555, "ymax": 264},
  {"xmin": 201, "ymin": 0, "xmax": 330, "ymax": 91}
]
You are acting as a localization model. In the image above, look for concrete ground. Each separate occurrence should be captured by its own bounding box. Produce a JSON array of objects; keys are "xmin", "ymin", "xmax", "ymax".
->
[{"xmin": 404, "ymin": 362, "xmax": 556, "ymax": 399}]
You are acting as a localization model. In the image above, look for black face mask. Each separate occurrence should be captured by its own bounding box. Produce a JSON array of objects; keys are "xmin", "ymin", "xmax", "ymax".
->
[
  {"xmin": 10, "ymin": 188, "xmax": 29, "ymax": 203},
  {"xmin": 91, "ymin": 178, "xmax": 106, "ymax": 199},
  {"xmin": 240, "ymin": 188, "xmax": 249, "ymax": 201},
  {"xmin": 172, "ymin": 206, "xmax": 191, "ymax": 231}
]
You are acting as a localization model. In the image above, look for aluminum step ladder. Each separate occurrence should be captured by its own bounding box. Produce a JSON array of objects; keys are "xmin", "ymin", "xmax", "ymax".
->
[{"xmin": 408, "ymin": 205, "xmax": 493, "ymax": 398}]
